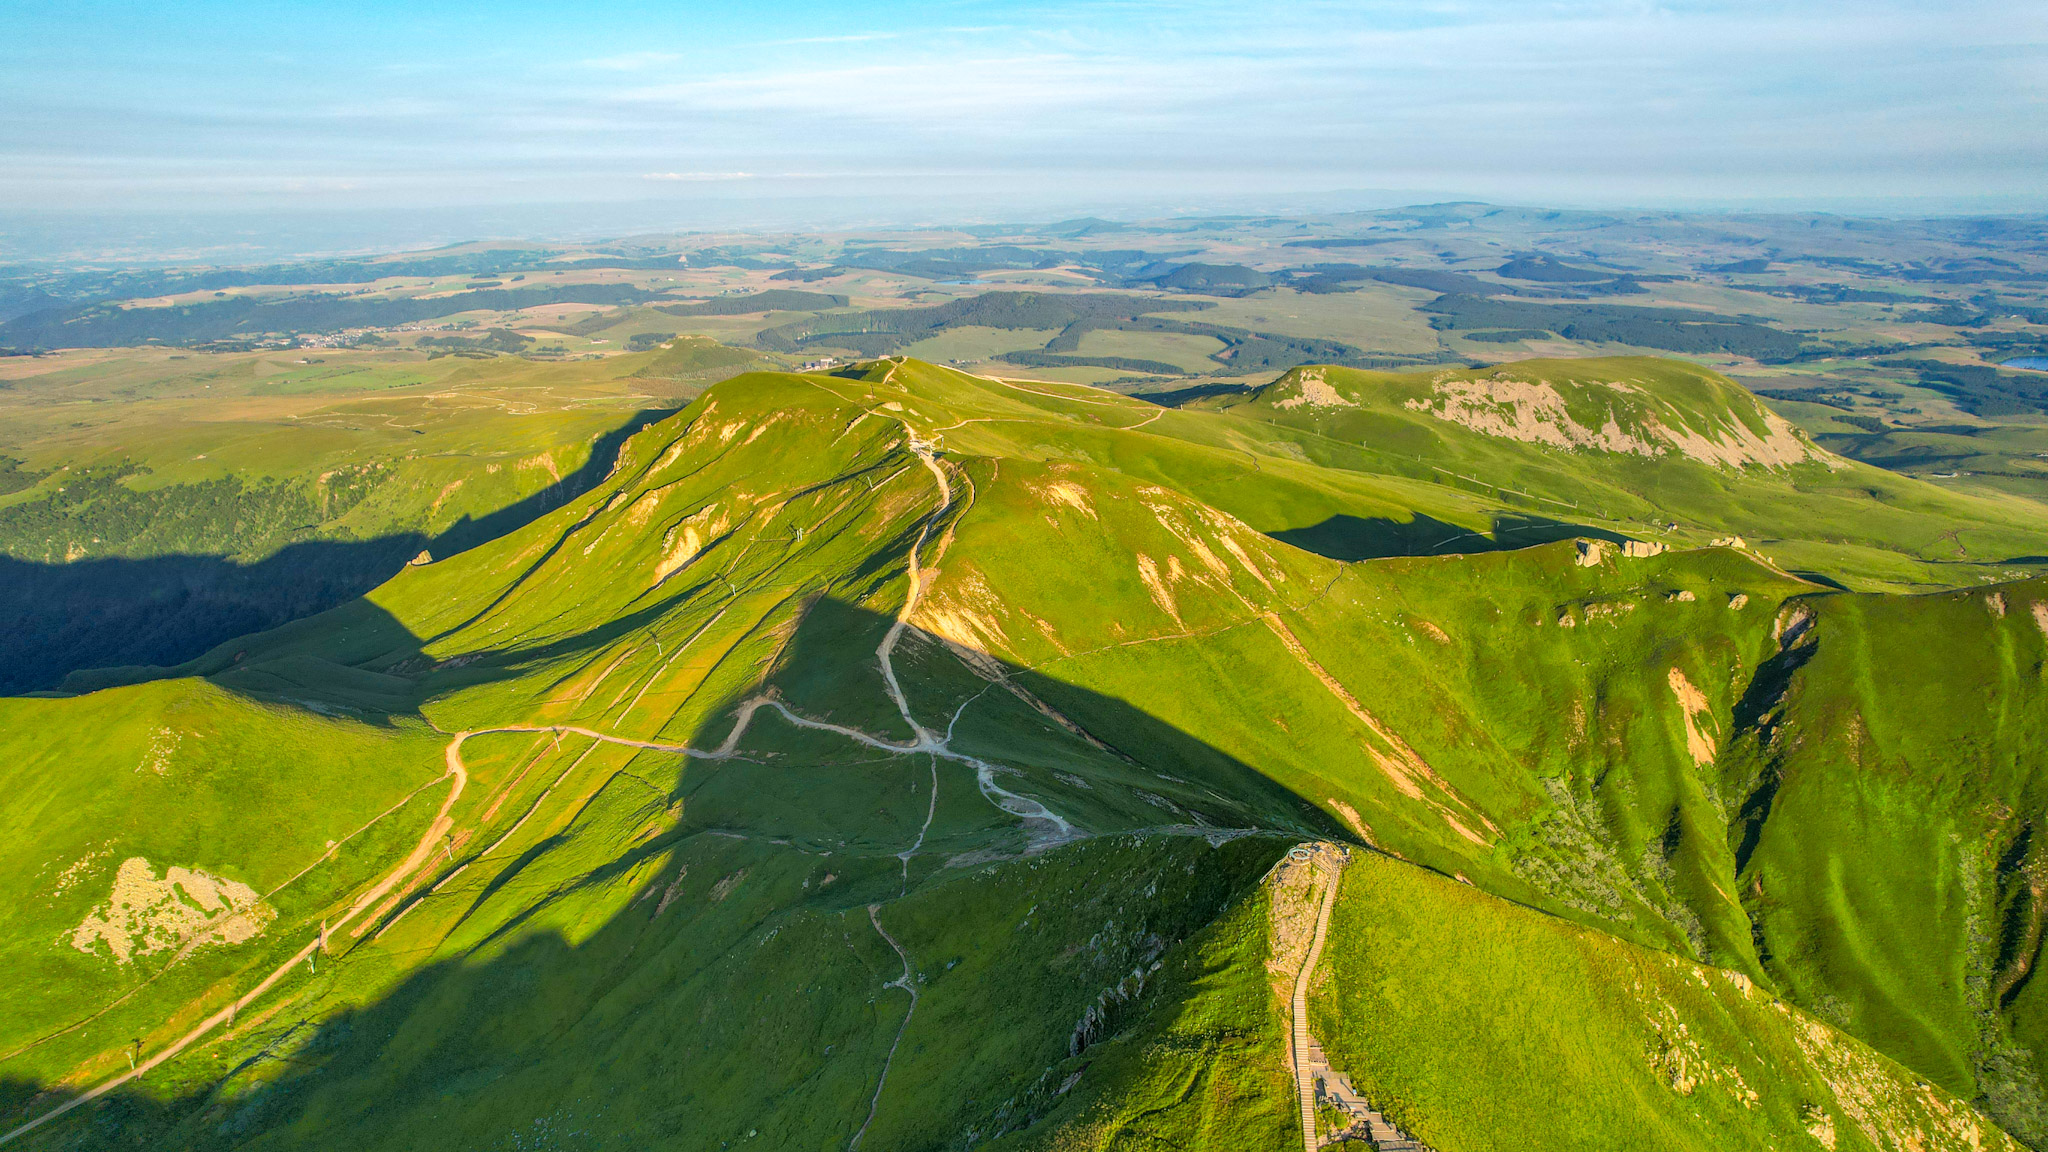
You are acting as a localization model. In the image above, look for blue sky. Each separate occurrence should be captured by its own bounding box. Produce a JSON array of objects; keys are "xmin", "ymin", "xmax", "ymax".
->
[{"xmin": 2, "ymin": 0, "xmax": 2043, "ymax": 222}]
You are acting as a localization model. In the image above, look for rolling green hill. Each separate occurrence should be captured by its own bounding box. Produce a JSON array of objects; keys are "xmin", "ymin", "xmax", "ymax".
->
[
  {"xmin": 1197, "ymin": 357, "xmax": 2048, "ymax": 589},
  {"xmin": 3, "ymin": 356, "xmax": 2047, "ymax": 1150}
]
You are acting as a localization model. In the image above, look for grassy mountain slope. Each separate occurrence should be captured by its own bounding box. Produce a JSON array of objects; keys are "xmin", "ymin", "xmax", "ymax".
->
[
  {"xmin": 1730, "ymin": 581, "xmax": 2048, "ymax": 1137},
  {"xmin": 2, "ymin": 357, "xmax": 2046, "ymax": 1150},
  {"xmin": 0, "ymin": 682, "xmax": 444, "ymax": 1077},
  {"xmin": 0, "ymin": 341, "xmax": 779, "ymax": 692},
  {"xmin": 1313, "ymin": 851, "xmax": 2017, "ymax": 1152},
  {"xmin": 1199, "ymin": 357, "xmax": 2048, "ymax": 589}
]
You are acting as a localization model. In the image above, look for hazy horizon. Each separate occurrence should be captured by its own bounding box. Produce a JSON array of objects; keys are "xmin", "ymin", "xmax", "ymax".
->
[
  {"xmin": 5, "ymin": 0, "xmax": 2045, "ymax": 262},
  {"xmin": 6, "ymin": 191, "xmax": 2048, "ymax": 268}
]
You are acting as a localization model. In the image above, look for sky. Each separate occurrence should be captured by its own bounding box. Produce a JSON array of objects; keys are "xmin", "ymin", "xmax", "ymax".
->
[{"xmin": 2, "ymin": 0, "xmax": 2044, "ymax": 238}]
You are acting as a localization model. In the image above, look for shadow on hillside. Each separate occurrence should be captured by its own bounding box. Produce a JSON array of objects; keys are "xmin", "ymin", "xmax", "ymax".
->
[
  {"xmin": 0, "ymin": 407, "xmax": 677, "ymax": 695},
  {"xmin": 1132, "ymin": 382, "xmax": 1255, "ymax": 407},
  {"xmin": 1787, "ymin": 570, "xmax": 1851, "ymax": 592},
  {"xmin": 0, "ymin": 595, "xmax": 1325, "ymax": 1148},
  {"xmin": 1269, "ymin": 510, "xmax": 1631, "ymax": 562}
]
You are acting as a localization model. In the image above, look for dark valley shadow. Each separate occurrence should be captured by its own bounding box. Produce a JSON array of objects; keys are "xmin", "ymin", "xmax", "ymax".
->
[
  {"xmin": 1132, "ymin": 381, "xmax": 1255, "ymax": 406},
  {"xmin": 0, "ymin": 407, "xmax": 677, "ymax": 695},
  {"xmin": 0, "ymin": 595, "xmax": 1324, "ymax": 1151},
  {"xmin": 1268, "ymin": 510, "xmax": 1631, "ymax": 562}
]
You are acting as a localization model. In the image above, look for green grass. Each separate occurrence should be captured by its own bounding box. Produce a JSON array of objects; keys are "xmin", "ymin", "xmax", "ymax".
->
[
  {"xmin": 1191, "ymin": 357, "xmax": 2048, "ymax": 589},
  {"xmin": 1317, "ymin": 851, "xmax": 2020, "ymax": 1152},
  {"xmin": 0, "ymin": 340, "xmax": 748, "ymax": 692},
  {"xmin": 1071, "ymin": 329, "xmax": 1229, "ymax": 373},
  {"xmin": 996, "ymin": 863, "xmax": 1298, "ymax": 1151},
  {"xmin": 897, "ymin": 325, "xmax": 1066, "ymax": 365},
  {"xmin": 1727, "ymin": 579, "xmax": 2048, "ymax": 1141},
  {"xmin": 1189, "ymin": 285, "xmax": 1445, "ymax": 356},
  {"xmin": 0, "ymin": 679, "xmax": 444, "ymax": 1095},
  {"xmin": 3, "ymin": 354, "xmax": 2048, "ymax": 1150}
]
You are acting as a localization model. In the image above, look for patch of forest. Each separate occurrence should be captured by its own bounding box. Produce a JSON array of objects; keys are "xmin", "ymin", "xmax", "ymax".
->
[
  {"xmin": 1421, "ymin": 294, "xmax": 1805, "ymax": 359},
  {"xmin": 754, "ymin": 291, "xmax": 1210, "ymax": 354},
  {"xmin": 1881, "ymin": 359, "xmax": 2048, "ymax": 417}
]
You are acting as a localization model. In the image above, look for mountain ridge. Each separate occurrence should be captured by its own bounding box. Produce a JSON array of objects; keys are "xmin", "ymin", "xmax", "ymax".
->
[{"xmin": 2, "ymin": 356, "xmax": 2046, "ymax": 1150}]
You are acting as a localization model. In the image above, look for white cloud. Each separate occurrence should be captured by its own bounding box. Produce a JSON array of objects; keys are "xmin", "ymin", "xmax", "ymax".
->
[{"xmin": 3, "ymin": 0, "xmax": 2043, "ymax": 212}]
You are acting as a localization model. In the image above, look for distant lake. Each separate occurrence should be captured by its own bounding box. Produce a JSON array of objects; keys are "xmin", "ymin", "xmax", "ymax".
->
[{"xmin": 2003, "ymin": 357, "xmax": 2048, "ymax": 371}]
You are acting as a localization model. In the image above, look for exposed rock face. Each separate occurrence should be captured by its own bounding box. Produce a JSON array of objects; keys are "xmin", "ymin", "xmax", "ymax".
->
[
  {"xmin": 1272, "ymin": 368, "xmax": 1358, "ymax": 410},
  {"xmin": 1668, "ymin": 667, "xmax": 1717, "ymax": 765},
  {"xmin": 71, "ymin": 857, "xmax": 274, "ymax": 964},
  {"xmin": 1402, "ymin": 372, "xmax": 1826, "ymax": 469},
  {"xmin": 1578, "ymin": 538, "xmax": 1666, "ymax": 564}
]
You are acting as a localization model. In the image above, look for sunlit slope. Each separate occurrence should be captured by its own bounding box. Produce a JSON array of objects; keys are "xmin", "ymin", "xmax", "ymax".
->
[
  {"xmin": 0, "ymin": 682, "xmax": 445, "ymax": 1093},
  {"xmin": 992, "ymin": 846, "xmax": 2024, "ymax": 1152},
  {"xmin": 1729, "ymin": 581, "xmax": 2048, "ymax": 1142},
  {"xmin": 1200, "ymin": 357, "xmax": 2048, "ymax": 589},
  {"xmin": 1305, "ymin": 851, "xmax": 2021, "ymax": 1152},
  {"xmin": 904, "ymin": 384, "xmax": 2048, "ymax": 1139},
  {"xmin": 4, "ymin": 357, "xmax": 2045, "ymax": 1150},
  {"xmin": 0, "ymin": 369, "xmax": 1226, "ymax": 1147},
  {"xmin": 1, "ymin": 364, "xmax": 1331, "ymax": 1150}
]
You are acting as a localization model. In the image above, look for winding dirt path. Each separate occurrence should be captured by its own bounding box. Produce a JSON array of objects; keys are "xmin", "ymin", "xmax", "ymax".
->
[
  {"xmin": 0, "ymin": 771, "xmax": 452, "ymax": 1069},
  {"xmin": 1, "ymin": 713, "xmax": 749, "ymax": 1146},
  {"xmin": 3, "ymin": 407, "xmax": 1084, "ymax": 1147},
  {"xmin": 850, "ymin": 904, "xmax": 919, "ymax": 1151},
  {"xmin": 0, "ymin": 748, "xmax": 471, "ymax": 1147},
  {"xmin": 877, "ymin": 424, "xmax": 952, "ymax": 745},
  {"xmin": 882, "ymin": 431, "xmax": 1075, "ymax": 842}
]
